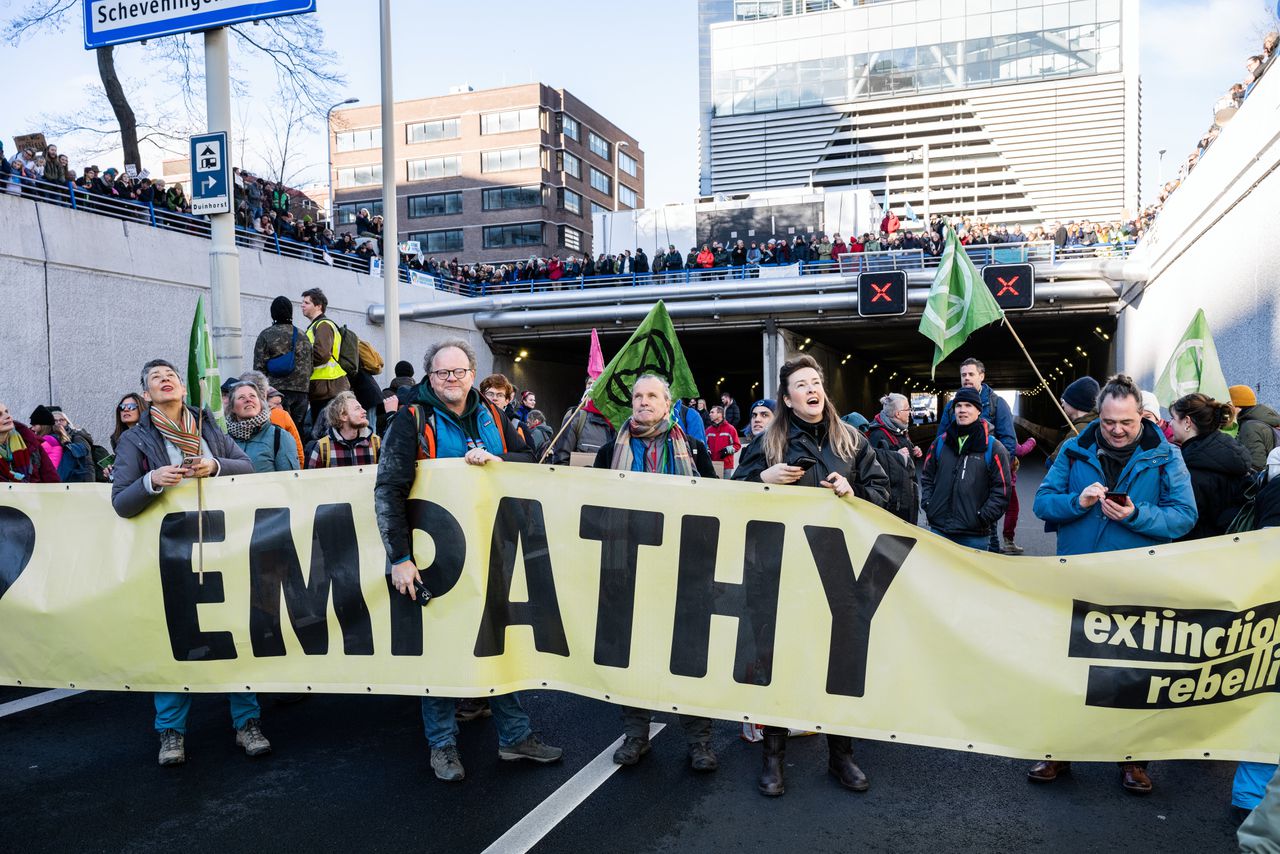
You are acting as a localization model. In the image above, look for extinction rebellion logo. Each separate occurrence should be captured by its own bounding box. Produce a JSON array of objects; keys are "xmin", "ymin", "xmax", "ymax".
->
[{"xmin": 1070, "ymin": 599, "xmax": 1280, "ymax": 709}]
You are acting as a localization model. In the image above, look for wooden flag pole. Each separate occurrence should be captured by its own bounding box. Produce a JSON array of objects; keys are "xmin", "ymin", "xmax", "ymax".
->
[
  {"xmin": 195, "ymin": 406, "xmax": 206, "ymax": 584},
  {"xmin": 1002, "ymin": 316, "xmax": 1080, "ymax": 436},
  {"xmin": 538, "ymin": 391, "xmax": 591, "ymax": 464}
]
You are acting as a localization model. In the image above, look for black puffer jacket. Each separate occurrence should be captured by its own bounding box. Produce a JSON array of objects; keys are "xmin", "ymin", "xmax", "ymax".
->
[
  {"xmin": 920, "ymin": 420, "xmax": 1011, "ymax": 537},
  {"xmin": 1177, "ymin": 430, "xmax": 1252, "ymax": 541},
  {"xmin": 732, "ymin": 412, "xmax": 890, "ymax": 508},
  {"xmin": 865, "ymin": 413, "xmax": 920, "ymax": 524}
]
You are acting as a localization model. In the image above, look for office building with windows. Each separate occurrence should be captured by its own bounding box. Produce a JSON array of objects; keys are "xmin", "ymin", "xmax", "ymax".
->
[
  {"xmin": 698, "ymin": 0, "xmax": 1140, "ymax": 225},
  {"xmin": 330, "ymin": 83, "xmax": 643, "ymax": 263}
]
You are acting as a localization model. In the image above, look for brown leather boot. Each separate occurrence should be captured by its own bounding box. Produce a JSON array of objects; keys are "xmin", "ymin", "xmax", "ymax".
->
[
  {"xmin": 1027, "ymin": 760, "xmax": 1070, "ymax": 782},
  {"xmin": 827, "ymin": 735, "xmax": 869, "ymax": 792},
  {"xmin": 1120, "ymin": 763, "xmax": 1152, "ymax": 795},
  {"xmin": 758, "ymin": 731, "xmax": 787, "ymax": 797}
]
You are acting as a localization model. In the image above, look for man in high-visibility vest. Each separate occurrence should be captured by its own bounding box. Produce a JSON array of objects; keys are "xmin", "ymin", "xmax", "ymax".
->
[{"xmin": 301, "ymin": 287, "xmax": 349, "ymax": 435}]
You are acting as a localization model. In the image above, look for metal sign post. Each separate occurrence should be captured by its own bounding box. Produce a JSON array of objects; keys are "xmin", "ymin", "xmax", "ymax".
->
[{"xmin": 202, "ymin": 29, "xmax": 242, "ymax": 378}]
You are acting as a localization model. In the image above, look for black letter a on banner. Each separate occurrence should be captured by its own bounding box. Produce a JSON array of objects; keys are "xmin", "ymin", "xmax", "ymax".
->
[
  {"xmin": 803, "ymin": 529, "xmax": 915, "ymax": 697},
  {"xmin": 474, "ymin": 497, "xmax": 569, "ymax": 657}
]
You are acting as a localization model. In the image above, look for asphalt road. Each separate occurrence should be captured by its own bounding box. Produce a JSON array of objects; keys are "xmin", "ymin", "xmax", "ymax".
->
[{"xmin": 0, "ymin": 460, "xmax": 1247, "ymax": 853}]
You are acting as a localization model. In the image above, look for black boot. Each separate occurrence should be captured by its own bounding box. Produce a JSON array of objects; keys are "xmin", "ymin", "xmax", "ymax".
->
[
  {"xmin": 827, "ymin": 735, "xmax": 869, "ymax": 792},
  {"xmin": 758, "ymin": 730, "xmax": 787, "ymax": 797}
]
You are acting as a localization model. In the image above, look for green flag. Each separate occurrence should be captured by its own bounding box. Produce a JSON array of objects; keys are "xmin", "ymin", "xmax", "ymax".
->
[
  {"xmin": 918, "ymin": 227, "xmax": 1004, "ymax": 378},
  {"xmin": 587, "ymin": 300, "xmax": 698, "ymax": 429},
  {"xmin": 1153, "ymin": 309, "xmax": 1230, "ymax": 407},
  {"xmin": 186, "ymin": 294, "xmax": 225, "ymax": 428}
]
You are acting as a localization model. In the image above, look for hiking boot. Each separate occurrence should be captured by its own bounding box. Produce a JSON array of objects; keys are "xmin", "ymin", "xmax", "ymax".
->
[
  {"xmin": 613, "ymin": 735, "xmax": 651, "ymax": 766},
  {"xmin": 689, "ymin": 742, "xmax": 719, "ymax": 772},
  {"xmin": 235, "ymin": 719, "xmax": 272, "ymax": 757},
  {"xmin": 430, "ymin": 745, "xmax": 465, "ymax": 782},
  {"xmin": 455, "ymin": 698, "xmax": 492, "ymax": 722},
  {"xmin": 758, "ymin": 731, "xmax": 787, "ymax": 797},
  {"xmin": 498, "ymin": 734, "xmax": 563, "ymax": 764},
  {"xmin": 157, "ymin": 729, "xmax": 185, "ymax": 766},
  {"xmin": 1000, "ymin": 540, "xmax": 1025, "ymax": 555}
]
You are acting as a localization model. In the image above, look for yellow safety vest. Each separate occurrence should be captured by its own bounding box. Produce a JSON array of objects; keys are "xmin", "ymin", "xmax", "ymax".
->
[{"xmin": 306, "ymin": 317, "xmax": 345, "ymax": 381}]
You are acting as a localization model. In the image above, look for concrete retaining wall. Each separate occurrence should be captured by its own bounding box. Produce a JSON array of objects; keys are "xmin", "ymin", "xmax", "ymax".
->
[{"xmin": 0, "ymin": 193, "xmax": 491, "ymax": 442}]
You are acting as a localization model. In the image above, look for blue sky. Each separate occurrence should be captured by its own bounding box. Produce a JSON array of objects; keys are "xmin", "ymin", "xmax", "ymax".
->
[{"xmin": 1, "ymin": 0, "xmax": 1274, "ymax": 209}]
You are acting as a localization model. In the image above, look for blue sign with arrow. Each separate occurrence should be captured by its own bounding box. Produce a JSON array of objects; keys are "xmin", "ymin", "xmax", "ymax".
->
[{"xmin": 189, "ymin": 131, "xmax": 231, "ymax": 216}]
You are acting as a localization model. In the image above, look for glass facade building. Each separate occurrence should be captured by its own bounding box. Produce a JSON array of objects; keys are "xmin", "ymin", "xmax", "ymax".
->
[{"xmin": 699, "ymin": 0, "xmax": 1140, "ymax": 225}]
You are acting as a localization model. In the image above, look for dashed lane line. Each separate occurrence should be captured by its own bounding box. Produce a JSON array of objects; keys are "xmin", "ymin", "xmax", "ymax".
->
[{"xmin": 0, "ymin": 689, "xmax": 85, "ymax": 718}]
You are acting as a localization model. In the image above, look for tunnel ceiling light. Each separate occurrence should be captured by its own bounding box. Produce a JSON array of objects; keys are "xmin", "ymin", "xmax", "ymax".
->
[
  {"xmin": 803, "ymin": 338, "xmax": 811, "ymax": 345},
  {"xmin": 519, "ymin": 349, "xmax": 529, "ymax": 358},
  {"xmin": 514, "ymin": 356, "xmax": 522, "ymax": 363}
]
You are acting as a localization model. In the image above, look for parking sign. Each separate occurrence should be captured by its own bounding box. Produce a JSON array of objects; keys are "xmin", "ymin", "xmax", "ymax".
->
[{"xmin": 189, "ymin": 131, "xmax": 231, "ymax": 216}]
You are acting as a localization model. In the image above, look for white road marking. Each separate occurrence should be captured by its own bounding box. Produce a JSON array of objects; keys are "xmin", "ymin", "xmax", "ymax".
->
[
  {"xmin": 482, "ymin": 722, "xmax": 667, "ymax": 854},
  {"xmin": 0, "ymin": 689, "xmax": 85, "ymax": 718}
]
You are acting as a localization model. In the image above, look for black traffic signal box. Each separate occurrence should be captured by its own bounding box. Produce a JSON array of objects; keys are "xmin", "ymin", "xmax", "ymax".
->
[
  {"xmin": 981, "ymin": 263, "xmax": 1035, "ymax": 311},
  {"xmin": 857, "ymin": 271, "xmax": 908, "ymax": 317}
]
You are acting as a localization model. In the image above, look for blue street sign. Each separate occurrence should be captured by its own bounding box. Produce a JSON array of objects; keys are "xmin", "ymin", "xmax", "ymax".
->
[
  {"xmin": 189, "ymin": 131, "xmax": 231, "ymax": 216},
  {"xmin": 84, "ymin": 0, "xmax": 316, "ymax": 50}
]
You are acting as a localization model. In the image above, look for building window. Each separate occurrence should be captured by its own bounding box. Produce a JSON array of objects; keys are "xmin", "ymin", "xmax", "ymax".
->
[
  {"xmin": 588, "ymin": 131, "xmax": 611, "ymax": 161},
  {"xmin": 482, "ymin": 185, "xmax": 543, "ymax": 210},
  {"xmin": 407, "ymin": 156, "xmax": 461, "ymax": 181},
  {"xmin": 589, "ymin": 167, "xmax": 611, "ymax": 195},
  {"xmin": 408, "ymin": 229, "xmax": 464, "ymax": 253},
  {"xmin": 483, "ymin": 222, "xmax": 544, "ymax": 249},
  {"xmin": 560, "ymin": 113, "xmax": 581, "ymax": 141},
  {"xmin": 482, "ymin": 146, "xmax": 542, "ymax": 173},
  {"xmin": 335, "ymin": 127, "xmax": 381, "ymax": 152},
  {"xmin": 558, "ymin": 150, "xmax": 581, "ymax": 179},
  {"xmin": 337, "ymin": 164, "xmax": 382, "ymax": 187},
  {"xmin": 618, "ymin": 150, "xmax": 638, "ymax": 177},
  {"xmin": 480, "ymin": 107, "xmax": 541, "ymax": 135},
  {"xmin": 617, "ymin": 184, "xmax": 638, "ymax": 209},
  {"xmin": 334, "ymin": 199, "xmax": 383, "ymax": 225},
  {"xmin": 407, "ymin": 192, "xmax": 462, "ymax": 218},
  {"xmin": 406, "ymin": 118, "xmax": 460, "ymax": 143},
  {"xmin": 560, "ymin": 225, "xmax": 582, "ymax": 252},
  {"xmin": 559, "ymin": 187, "xmax": 583, "ymax": 215},
  {"xmin": 590, "ymin": 201, "xmax": 610, "ymax": 217}
]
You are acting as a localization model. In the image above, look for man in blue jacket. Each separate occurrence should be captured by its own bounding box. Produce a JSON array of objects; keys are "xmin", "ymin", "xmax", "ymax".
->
[{"xmin": 1029, "ymin": 373, "xmax": 1196, "ymax": 796}]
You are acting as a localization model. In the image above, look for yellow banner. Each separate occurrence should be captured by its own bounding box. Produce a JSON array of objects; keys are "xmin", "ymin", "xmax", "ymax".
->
[{"xmin": 2, "ymin": 461, "xmax": 1279, "ymax": 762}]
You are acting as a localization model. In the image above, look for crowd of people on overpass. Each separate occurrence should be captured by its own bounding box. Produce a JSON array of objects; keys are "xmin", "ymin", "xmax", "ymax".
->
[
  {"xmin": 4, "ymin": 292, "xmax": 1280, "ymax": 830},
  {"xmin": 1150, "ymin": 29, "xmax": 1278, "ymax": 221}
]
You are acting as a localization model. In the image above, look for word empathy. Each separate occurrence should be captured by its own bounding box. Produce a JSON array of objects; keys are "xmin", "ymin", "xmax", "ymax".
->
[{"xmin": 1, "ymin": 463, "xmax": 1279, "ymax": 762}]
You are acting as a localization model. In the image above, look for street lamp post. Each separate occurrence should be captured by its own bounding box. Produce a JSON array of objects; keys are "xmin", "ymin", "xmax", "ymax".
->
[
  {"xmin": 613, "ymin": 140, "xmax": 629, "ymax": 212},
  {"xmin": 325, "ymin": 97, "xmax": 360, "ymax": 227},
  {"xmin": 1157, "ymin": 148, "xmax": 1167, "ymax": 188}
]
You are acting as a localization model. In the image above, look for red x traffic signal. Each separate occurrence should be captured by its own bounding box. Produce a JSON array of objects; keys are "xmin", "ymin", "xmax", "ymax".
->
[
  {"xmin": 981, "ymin": 263, "xmax": 1035, "ymax": 311},
  {"xmin": 857, "ymin": 271, "xmax": 908, "ymax": 317}
]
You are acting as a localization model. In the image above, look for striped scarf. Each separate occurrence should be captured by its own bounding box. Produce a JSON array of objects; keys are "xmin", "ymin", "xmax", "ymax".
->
[
  {"xmin": 151, "ymin": 406, "xmax": 202, "ymax": 460},
  {"xmin": 611, "ymin": 415, "xmax": 695, "ymax": 477}
]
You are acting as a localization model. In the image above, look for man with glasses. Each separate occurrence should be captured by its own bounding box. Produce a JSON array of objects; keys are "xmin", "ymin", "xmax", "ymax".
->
[{"xmin": 375, "ymin": 338, "xmax": 562, "ymax": 783}]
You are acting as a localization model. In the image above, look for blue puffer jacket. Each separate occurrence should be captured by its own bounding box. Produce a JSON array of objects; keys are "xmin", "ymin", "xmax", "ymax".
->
[{"xmin": 1033, "ymin": 419, "xmax": 1197, "ymax": 555}]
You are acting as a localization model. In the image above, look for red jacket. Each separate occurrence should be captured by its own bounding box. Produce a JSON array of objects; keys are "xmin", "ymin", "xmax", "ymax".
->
[
  {"xmin": 831, "ymin": 240, "xmax": 848, "ymax": 258},
  {"xmin": 548, "ymin": 259, "xmax": 564, "ymax": 280},
  {"xmin": 849, "ymin": 239, "xmax": 865, "ymax": 253},
  {"xmin": 0, "ymin": 422, "xmax": 60, "ymax": 483},
  {"xmin": 696, "ymin": 250, "xmax": 715, "ymax": 268},
  {"xmin": 704, "ymin": 421, "xmax": 741, "ymax": 470},
  {"xmin": 881, "ymin": 213, "xmax": 900, "ymax": 235}
]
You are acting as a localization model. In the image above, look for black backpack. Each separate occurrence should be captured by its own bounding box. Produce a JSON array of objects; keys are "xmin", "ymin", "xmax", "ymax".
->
[{"xmin": 1227, "ymin": 471, "xmax": 1269, "ymax": 534}]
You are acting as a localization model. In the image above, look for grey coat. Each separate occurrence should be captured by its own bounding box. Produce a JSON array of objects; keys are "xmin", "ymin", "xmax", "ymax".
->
[{"xmin": 110, "ymin": 406, "xmax": 253, "ymax": 519}]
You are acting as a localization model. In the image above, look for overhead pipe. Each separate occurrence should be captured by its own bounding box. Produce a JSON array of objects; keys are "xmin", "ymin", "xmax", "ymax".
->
[
  {"xmin": 368, "ymin": 266, "xmax": 1125, "ymax": 325},
  {"xmin": 471, "ymin": 282, "xmax": 1122, "ymax": 329}
]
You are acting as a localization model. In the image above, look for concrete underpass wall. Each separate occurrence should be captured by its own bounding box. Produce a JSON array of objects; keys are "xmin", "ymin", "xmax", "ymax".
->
[
  {"xmin": 1119, "ymin": 65, "xmax": 1280, "ymax": 399},
  {"xmin": 0, "ymin": 193, "xmax": 489, "ymax": 442}
]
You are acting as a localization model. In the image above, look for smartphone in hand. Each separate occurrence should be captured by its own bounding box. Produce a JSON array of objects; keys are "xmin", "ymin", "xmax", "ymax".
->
[
  {"xmin": 793, "ymin": 456, "xmax": 818, "ymax": 471},
  {"xmin": 1106, "ymin": 491, "xmax": 1131, "ymax": 507}
]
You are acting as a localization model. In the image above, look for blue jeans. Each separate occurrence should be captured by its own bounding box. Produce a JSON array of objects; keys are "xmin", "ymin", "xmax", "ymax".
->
[
  {"xmin": 154, "ymin": 692, "xmax": 260, "ymax": 733},
  {"xmin": 933, "ymin": 529, "xmax": 991, "ymax": 551},
  {"xmin": 421, "ymin": 694, "xmax": 531, "ymax": 749}
]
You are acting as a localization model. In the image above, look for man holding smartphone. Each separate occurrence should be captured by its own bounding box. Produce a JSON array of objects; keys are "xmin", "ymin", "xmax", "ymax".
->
[
  {"xmin": 111, "ymin": 359, "xmax": 260, "ymax": 767},
  {"xmin": 1030, "ymin": 374, "xmax": 1196, "ymax": 796}
]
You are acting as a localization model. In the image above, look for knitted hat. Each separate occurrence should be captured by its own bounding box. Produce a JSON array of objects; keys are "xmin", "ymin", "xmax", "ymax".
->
[
  {"xmin": 1229, "ymin": 385, "xmax": 1258, "ymax": 407},
  {"xmin": 1140, "ymin": 390, "xmax": 1162, "ymax": 418},
  {"xmin": 750, "ymin": 398, "xmax": 776, "ymax": 412},
  {"xmin": 394, "ymin": 360, "xmax": 415, "ymax": 378},
  {"xmin": 28, "ymin": 405, "xmax": 55, "ymax": 426},
  {"xmin": 953, "ymin": 387, "xmax": 982, "ymax": 409},
  {"xmin": 270, "ymin": 295, "xmax": 292, "ymax": 323},
  {"xmin": 1062, "ymin": 376, "xmax": 1101, "ymax": 413}
]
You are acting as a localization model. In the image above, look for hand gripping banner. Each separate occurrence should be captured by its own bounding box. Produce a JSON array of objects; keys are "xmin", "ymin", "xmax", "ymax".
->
[{"xmin": 2, "ymin": 462, "xmax": 1279, "ymax": 763}]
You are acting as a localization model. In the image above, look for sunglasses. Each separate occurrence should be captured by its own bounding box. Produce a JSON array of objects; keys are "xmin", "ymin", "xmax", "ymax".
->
[{"xmin": 119, "ymin": 402, "xmax": 139, "ymax": 411}]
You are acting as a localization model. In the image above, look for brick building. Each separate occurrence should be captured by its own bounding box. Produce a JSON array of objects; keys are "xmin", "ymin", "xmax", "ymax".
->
[{"xmin": 330, "ymin": 82, "xmax": 644, "ymax": 263}]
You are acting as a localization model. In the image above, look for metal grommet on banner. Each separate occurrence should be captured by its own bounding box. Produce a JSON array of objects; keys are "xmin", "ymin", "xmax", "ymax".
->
[
  {"xmin": 890, "ymin": 734, "xmax": 897, "ymax": 740},
  {"xmin": 815, "ymin": 725, "xmax": 822, "ymax": 731},
  {"xmin": 604, "ymin": 694, "xmax": 611, "ymax": 700},
  {"xmin": 69, "ymin": 683, "xmax": 75, "ymax": 688},
  {"xmin": 366, "ymin": 686, "xmax": 372, "ymax": 692},
  {"xmin": 489, "ymin": 688, "xmax": 495, "ymax": 694},
  {"xmin": 618, "ymin": 473, "xmax": 625, "ymax": 479},
  {"xmin": 967, "ymin": 744, "xmax": 974, "ymax": 749},
  {"xmin": 1059, "ymin": 558, "xmax": 1067, "ymax": 564},
  {"xmin": 743, "ymin": 716, "xmax": 750, "ymax": 721},
  {"xmin": 124, "ymin": 685, "xmax": 130, "ymax": 690},
  {"xmin": 306, "ymin": 686, "xmax": 312, "ymax": 691},
  {"xmin": 1234, "ymin": 537, "xmax": 1241, "ymax": 543},
  {"xmin": 183, "ymin": 686, "xmax": 190, "ymax": 692},
  {"xmin": 424, "ymin": 688, "xmax": 430, "ymax": 694},
  {"xmin": 1148, "ymin": 550, "xmax": 1156, "ymax": 555},
  {"xmin": 541, "ymin": 682, "xmax": 548, "ymax": 687}
]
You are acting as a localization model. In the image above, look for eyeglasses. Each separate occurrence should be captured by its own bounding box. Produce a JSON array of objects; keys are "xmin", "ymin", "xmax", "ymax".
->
[
  {"xmin": 119, "ymin": 402, "xmax": 139, "ymax": 411},
  {"xmin": 430, "ymin": 368, "xmax": 473, "ymax": 381}
]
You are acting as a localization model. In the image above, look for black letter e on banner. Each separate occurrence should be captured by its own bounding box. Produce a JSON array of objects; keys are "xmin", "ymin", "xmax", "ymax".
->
[{"xmin": 158, "ymin": 511, "xmax": 236, "ymax": 661}]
